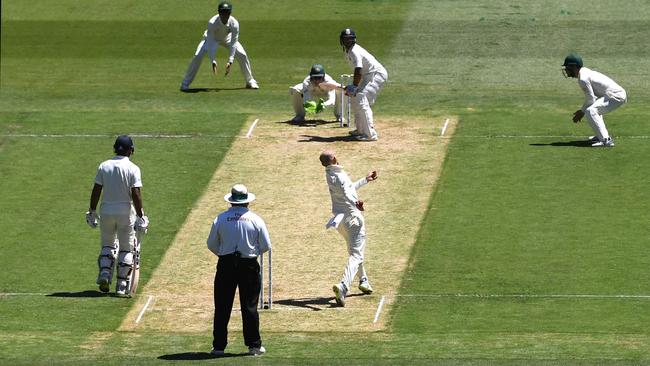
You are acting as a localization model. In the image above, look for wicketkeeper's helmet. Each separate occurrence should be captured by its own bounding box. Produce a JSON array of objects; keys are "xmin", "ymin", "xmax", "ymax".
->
[
  {"xmin": 114, "ymin": 135, "xmax": 135, "ymax": 154},
  {"xmin": 562, "ymin": 53, "xmax": 583, "ymax": 68},
  {"xmin": 218, "ymin": 1, "xmax": 232, "ymax": 12},
  {"xmin": 310, "ymin": 64, "xmax": 325, "ymax": 78}
]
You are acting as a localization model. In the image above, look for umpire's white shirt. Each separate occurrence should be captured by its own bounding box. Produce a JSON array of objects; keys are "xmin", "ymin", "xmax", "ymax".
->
[
  {"xmin": 205, "ymin": 15, "xmax": 240, "ymax": 64},
  {"xmin": 345, "ymin": 44, "xmax": 387, "ymax": 78},
  {"xmin": 325, "ymin": 164, "xmax": 368, "ymax": 215},
  {"xmin": 579, "ymin": 67, "xmax": 626, "ymax": 111},
  {"xmin": 207, "ymin": 206, "xmax": 271, "ymax": 258},
  {"xmin": 94, "ymin": 156, "xmax": 142, "ymax": 215}
]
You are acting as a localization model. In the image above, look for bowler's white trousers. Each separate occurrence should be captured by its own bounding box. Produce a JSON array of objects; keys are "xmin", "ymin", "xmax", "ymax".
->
[
  {"xmin": 352, "ymin": 71, "xmax": 387, "ymax": 139},
  {"xmin": 584, "ymin": 91, "xmax": 627, "ymax": 140},
  {"xmin": 181, "ymin": 38, "xmax": 255, "ymax": 87},
  {"xmin": 336, "ymin": 212, "xmax": 369, "ymax": 290}
]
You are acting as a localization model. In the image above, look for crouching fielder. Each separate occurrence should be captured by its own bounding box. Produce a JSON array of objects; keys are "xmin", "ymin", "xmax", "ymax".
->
[
  {"xmin": 320, "ymin": 150, "xmax": 377, "ymax": 307},
  {"xmin": 86, "ymin": 135, "xmax": 149, "ymax": 297},
  {"xmin": 289, "ymin": 64, "xmax": 341, "ymax": 123},
  {"xmin": 562, "ymin": 53, "xmax": 627, "ymax": 147}
]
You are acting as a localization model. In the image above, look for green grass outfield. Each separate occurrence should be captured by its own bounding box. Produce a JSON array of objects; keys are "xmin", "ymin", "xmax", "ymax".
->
[{"xmin": 2, "ymin": 0, "xmax": 650, "ymax": 364}]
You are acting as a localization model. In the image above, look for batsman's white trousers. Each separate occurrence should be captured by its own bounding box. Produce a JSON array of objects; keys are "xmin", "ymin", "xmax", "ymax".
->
[
  {"xmin": 99, "ymin": 211, "xmax": 136, "ymax": 254},
  {"xmin": 584, "ymin": 91, "xmax": 627, "ymax": 140},
  {"xmin": 181, "ymin": 38, "xmax": 255, "ymax": 87},
  {"xmin": 289, "ymin": 84, "xmax": 341, "ymax": 120},
  {"xmin": 336, "ymin": 212, "xmax": 369, "ymax": 290},
  {"xmin": 353, "ymin": 71, "xmax": 388, "ymax": 139}
]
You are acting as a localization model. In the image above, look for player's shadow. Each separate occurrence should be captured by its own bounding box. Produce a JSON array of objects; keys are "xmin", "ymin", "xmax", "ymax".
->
[
  {"xmin": 298, "ymin": 134, "xmax": 358, "ymax": 143},
  {"xmin": 530, "ymin": 140, "xmax": 593, "ymax": 147},
  {"xmin": 180, "ymin": 87, "xmax": 247, "ymax": 93},
  {"xmin": 47, "ymin": 290, "xmax": 112, "ymax": 298},
  {"xmin": 277, "ymin": 118, "xmax": 339, "ymax": 127},
  {"xmin": 158, "ymin": 352, "xmax": 249, "ymax": 360},
  {"xmin": 275, "ymin": 295, "xmax": 364, "ymax": 311}
]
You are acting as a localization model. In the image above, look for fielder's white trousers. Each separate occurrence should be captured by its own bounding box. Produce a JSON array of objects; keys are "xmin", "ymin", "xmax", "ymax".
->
[
  {"xmin": 336, "ymin": 212, "xmax": 369, "ymax": 290},
  {"xmin": 181, "ymin": 38, "xmax": 255, "ymax": 87},
  {"xmin": 289, "ymin": 83, "xmax": 341, "ymax": 120},
  {"xmin": 584, "ymin": 91, "xmax": 627, "ymax": 140},
  {"xmin": 352, "ymin": 71, "xmax": 388, "ymax": 139}
]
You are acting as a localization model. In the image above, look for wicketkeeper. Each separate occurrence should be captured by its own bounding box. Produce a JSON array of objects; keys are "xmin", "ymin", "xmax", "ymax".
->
[
  {"xmin": 86, "ymin": 135, "xmax": 149, "ymax": 297},
  {"xmin": 320, "ymin": 150, "xmax": 377, "ymax": 307},
  {"xmin": 289, "ymin": 64, "xmax": 341, "ymax": 123}
]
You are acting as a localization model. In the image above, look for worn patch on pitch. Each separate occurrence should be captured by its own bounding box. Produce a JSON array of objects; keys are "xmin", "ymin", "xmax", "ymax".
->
[{"xmin": 120, "ymin": 115, "xmax": 458, "ymax": 333}]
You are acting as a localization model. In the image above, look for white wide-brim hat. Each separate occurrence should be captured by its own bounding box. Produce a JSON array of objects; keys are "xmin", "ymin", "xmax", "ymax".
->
[{"xmin": 224, "ymin": 184, "xmax": 256, "ymax": 204}]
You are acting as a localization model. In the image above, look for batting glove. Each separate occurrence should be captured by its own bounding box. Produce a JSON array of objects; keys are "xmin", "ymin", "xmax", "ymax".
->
[
  {"xmin": 315, "ymin": 98, "xmax": 325, "ymax": 113},
  {"xmin": 85, "ymin": 210, "xmax": 99, "ymax": 229},
  {"xmin": 345, "ymin": 84, "xmax": 358, "ymax": 97},
  {"xmin": 135, "ymin": 215, "xmax": 149, "ymax": 234},
  {"xmin": 303, "ymin": 100, "xmax": 317, "ymax": 114}
]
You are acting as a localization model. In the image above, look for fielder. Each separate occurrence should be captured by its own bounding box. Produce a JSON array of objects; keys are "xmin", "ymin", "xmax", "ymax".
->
[
  {"xmin": 562, "ymin": 53, "xmax": 627, "ymax": 147},
  {"xmin": 320, "ymin": 150, "xmax": 377, "ymax": 307},
  {"xmin": 86, "ymin": 135, "xmax": 149, "ymax": 297},
  {"xmin": 180, "ymin": 1, "xmax": 259, "ymax": 91},
  {"xmin": 289, "ymin": 64, "xmax": 341, "ymax": 123},
  {"xmin": 340, "ymin": 28, "xmax": 388, "ymax": 141}
]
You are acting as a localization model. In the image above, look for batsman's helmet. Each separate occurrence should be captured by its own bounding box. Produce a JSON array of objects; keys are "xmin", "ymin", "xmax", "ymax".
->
[
  {"xmin": 218, "ymin": 1, "xmax": 232, "ymax": 12},
  {"xmin": 340, "ymin": 28, "xmax": 356, "ymax": 43},
  {"xmin": 562, "ymin": 53, "xmax": 583, "ymax": 68},
  {"xmin": 114, "ymin": 135, "xmax": 135, "ymax": 154},
  {"xmin": 310, "ymin": 64, "xmax": 325, "ymax": 78}
]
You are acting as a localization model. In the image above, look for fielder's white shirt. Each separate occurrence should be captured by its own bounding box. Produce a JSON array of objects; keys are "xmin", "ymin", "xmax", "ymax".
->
[
  {"xmin": 207, "ymin": 206, "xmax": 271, "ymax": 258},
  {"xmin": 302, "ymin": 73, "xmax": 338, "ymax": 107},
  {"xmin": 94, "ymin": 156, "xmax": 142, "ymax": 215},
  {"xmin": 325, "ymin": 164, "xmax": 368, "ymax": 215},
  {"xmin": 578, "ymin": 67, "xmax": 626, "ymax": 111},
  {"xmin": 345, "ymin": 44, "xmax": 387, "ymax": 77},
  {"xmin": 204, "ymin": 15, "xmax": 240, "ymax": 64}
]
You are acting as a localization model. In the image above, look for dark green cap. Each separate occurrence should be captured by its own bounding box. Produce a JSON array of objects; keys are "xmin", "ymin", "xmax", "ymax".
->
[
  {"xmin": 563, "ymin": 53, "xmax": 583, "ymax": 67},
  {"xmin": 218, "ymin": 1, "xmax": 232, "ymax": 12},
  {"xmin": 310, "ymin": 64, "xmax": 325, "ymax": 77}
]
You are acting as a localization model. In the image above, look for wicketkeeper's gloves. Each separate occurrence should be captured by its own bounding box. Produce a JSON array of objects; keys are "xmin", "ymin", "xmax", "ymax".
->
[
  {"xmin": 315, "ymin": 98, "xmax": 325, "ymax": 113},
  {"xmin": 85, "ymin": 210, "xmax": 99, "ymax": 229},
  {"xmin": 303, "ymin": 100, "xmax": 318, "ymax": 114}
]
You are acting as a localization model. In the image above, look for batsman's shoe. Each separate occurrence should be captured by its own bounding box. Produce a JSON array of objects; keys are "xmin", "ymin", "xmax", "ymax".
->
[
  {"xmin": 96, "ymin": 271, "xmax": 111, "ymax": 293},
  {"xmin": 248, "ymin": 346, "xmax": 266, "ymax": 356},
  {"xmin": 591, "ymin": 137, "xmax": 615, "ymax": 147},
  {"xmin": 348, "ymin": 129, "xmax": 362, "ymax": 136},
  {"xmin": 246, "ymin": 80, "xmax": 259, "ymax": 89},
  {"xmin": 333, "ymin": 283, "xmax": 347, "ymax": 307},
  {"xmin": 358, "ymin": 277, "xmax": 373, "ymax": 295},
  {"xmin": 354, "ymin": 134, "xmax": 379, "ymax": 142},
  {"xmin": 210, "ymin": 349, "xmax": 225, "ymax": 357},
  {"xmin": 116, "ymin": 280, "xmax": 129, "ymax": 298}
]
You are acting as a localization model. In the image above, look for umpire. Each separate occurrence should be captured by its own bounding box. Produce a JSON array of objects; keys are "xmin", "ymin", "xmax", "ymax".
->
[{"xmin": 206, "ymin": 184, "xmax": 271, "ymax": 357}]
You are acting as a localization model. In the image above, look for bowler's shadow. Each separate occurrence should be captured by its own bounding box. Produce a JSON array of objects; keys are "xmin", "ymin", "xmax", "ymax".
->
[
  {"xmin": 180, "ymin": 87, "xmax": 247, "ymax": 93},
  {"xmin": 275, "ymin": 295, "xmax": 364, "ymax": 311},
  {"xmin": 47, "ymin": 290, "xmax": 112, "ymax": 298},
  {"xmin": 158, "ymin": 352, "xmax": 249, "ymax": 360},
  {"xmin": 530, "ymin": 139, "xmax": 593, "ymax": 147}
]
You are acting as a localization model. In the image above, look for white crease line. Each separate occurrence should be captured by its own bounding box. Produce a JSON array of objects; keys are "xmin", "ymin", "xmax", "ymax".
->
[
  {"xmin": 373, "ymin": 295, "xmax": 386, "ymax": 323},
  {"xmin": 440, "ymin": 118, "xmax": 450, "ymax": 136},
  {"xmin": 0, "ymin": 293, "xmax": 49, "ymax": 296},
  {"xmin": 245, "ymin": 119, "xmax": 259, "ymax": 139},
  {"xmin": 394, "ymin": 294, "xmax": 650, "ymax": 299},
  {"xmin": 135, "ymin": 295, "xmax": 154, "ymax": 324}
]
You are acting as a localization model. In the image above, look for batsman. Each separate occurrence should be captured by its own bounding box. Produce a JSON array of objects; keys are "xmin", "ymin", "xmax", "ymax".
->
[
  {"xmin": 320, "ymin": 150, "xmax": 377, "ymax": 307},
  {"xmin": 86, "ymin": 135, "xmax": 149, "ymax": 297}
]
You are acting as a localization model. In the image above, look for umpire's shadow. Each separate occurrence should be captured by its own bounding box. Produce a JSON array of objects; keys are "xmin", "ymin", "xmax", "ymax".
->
[
  {"xmin": 530, "ymin": 139, "xmax": 593, "ymax": 147},
  {"xmin": 275, "ymin": 294, "xmax": 364, "ymax": 311},
  {"xmin": 158, "ymin": 352, "xmax": 249, "ymax": 360}
]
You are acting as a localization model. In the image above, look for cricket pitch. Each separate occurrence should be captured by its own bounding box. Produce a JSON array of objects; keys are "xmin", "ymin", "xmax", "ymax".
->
[{"xmin": 120, "ymin": 115, "xmax": 457, "ymax": 333}]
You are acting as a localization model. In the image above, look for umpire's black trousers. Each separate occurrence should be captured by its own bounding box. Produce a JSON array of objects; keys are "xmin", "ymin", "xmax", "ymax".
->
[{"xmin": 213, "ymin": 252, "xmax": 262, "ymax": 351}]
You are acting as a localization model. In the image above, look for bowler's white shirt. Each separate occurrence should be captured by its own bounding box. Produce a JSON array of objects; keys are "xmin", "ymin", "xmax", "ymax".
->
[
  {"xmin": 204, "ymin": 15, "xmax": 239, "ymax": 63},
  {"xmin": 302, "ymin": 73, "xmax": 338, "ymax": 106},
  {"xmin": 579, "ymin": 67, "xmax": 626, "ymax": 111},
  {"xmin": 94, "ymin": 156, "xmax": 142, "ymax": 215},
  {"xmin": 345, "ymin": 44, "xmax": 387, "ymax": 77},
  {"xmin": 325, "ymin": 164, "xmax": 368, "ymax": 215},
  {"xmin": 207, "ymin": 206, "xmax": 271, "ymax": 258}
]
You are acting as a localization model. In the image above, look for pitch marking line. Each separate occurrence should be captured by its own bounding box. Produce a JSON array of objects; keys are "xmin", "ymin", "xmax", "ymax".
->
[
  {"xmin": 395, "ymin": 294, "xmax": 650, "ymax": 299},
  {"xmin": 440, "ymin": 118, "xmax": 450, "ymax": 137},
  {"xmin": 135, "ymin": 295, "xmax": 154, "ymax": 324},
  {"xmin": 373, "ymin": 295, "xmax": 386, "ymax": 323},
  {"xmin": 245, "ymin": 118, "xmax": 259, "ymax": 139}
]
